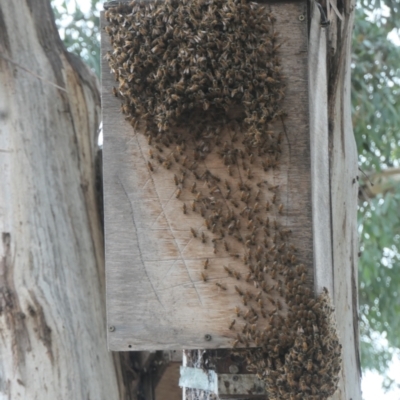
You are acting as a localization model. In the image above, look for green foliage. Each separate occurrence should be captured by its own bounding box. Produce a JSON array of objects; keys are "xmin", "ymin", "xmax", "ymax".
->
[
  {"xmin": 52, "ymin": 0, "xmax": 101, "ymax": 77},
  {"xmin": 352, "ymin": 7, "xmax": 400, "ymax": 171},
  {"xmin": 353, "ymin": 0, "xmax": 400, "ymax": 380},
  {"xmin": 358, "ymin": 191, "xmax": 400, "ymax": 373}
]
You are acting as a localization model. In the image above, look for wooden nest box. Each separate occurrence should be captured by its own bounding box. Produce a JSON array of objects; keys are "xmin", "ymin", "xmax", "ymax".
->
[{"xmin": 101, "ymin": 0, "xmax": 360, "ymax": 398}]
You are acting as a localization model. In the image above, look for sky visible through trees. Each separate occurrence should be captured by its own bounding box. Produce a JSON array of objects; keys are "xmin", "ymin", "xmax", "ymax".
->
[{"xmin": 51, "ymin": 0, "xmax": 400, "ymax": 396}]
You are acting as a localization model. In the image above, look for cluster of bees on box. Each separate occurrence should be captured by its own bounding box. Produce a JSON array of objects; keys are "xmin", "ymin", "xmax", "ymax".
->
[{"xmin": 105, "ymin": 0, "xmax": 341, "ymax": 398}]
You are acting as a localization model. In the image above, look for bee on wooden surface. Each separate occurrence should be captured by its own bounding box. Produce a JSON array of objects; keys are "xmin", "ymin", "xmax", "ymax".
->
[
  {"xmin": 147, "ymin": 161, "xmax": 154, "ymax": 172},
  {"xmin": 224, "ymin": 265, "xmax": 233, "ymax": 276},
  {"xmin": 235, "ymin": 285, "xmax": 244, "ymax": 296},
  {"xmin": 216, "ymin": 282, "xmax": 227, "ymax": 290},
  {"xmin": 175, "ymin": 188, "xmax": 181, "ymax": 198},
  {"xmin": 190, "ymin": 227, "xmax": 197, "ymax": 237},
  {"xmin": 201, "ymin": 272, "xmax": 208, "ymax": 282},
  {"xmin": 229, "ymin": 319, "xmax": 236, "ymax": 330},
  {"xmin": 182, "ymin": 203, "xmax": 187, "ymax": 214},
  {"xmin": 233, "ymin": 270, "xmax": 241, "ymax": 280}
]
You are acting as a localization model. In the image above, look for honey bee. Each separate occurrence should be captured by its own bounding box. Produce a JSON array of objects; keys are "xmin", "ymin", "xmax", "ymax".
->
[
  {"xmin": 224, "ymin": 240, "xmax": 229, "ymax": 251},
  {"xmin": 224, "ymin": 265, "xmax": 233, "ymax": 276},
  {"xmin": 176, "ymin": 188, "xmax": 181, "ymax": 198},
  {"xmin": 235, "ymin": 285, "xmax": 243, "ymax": 296},
  {"xmin": 182, "ymin": 203, "xmax": 187, "ymax": 214},
  {"xmin": 147, "ymin": 161, "xmax": 154, "ymax": 172},
  {"xmin": 233, "ymin": 271, "xmax": 241, "ymax": 280},
  {"xmin": 216, "ymin": 282, "xmax": 227, "ymax": 290},
  {"xmin": 229, "ymin": 319, "xmax": 236, "ymax": 330},
  {"xmin": 201, "ymin": 272, "xmax": 208, "ymax": 282},
  {"xmin": 190, "ymin": 227, "xmax": 197, "ymax": 237}
]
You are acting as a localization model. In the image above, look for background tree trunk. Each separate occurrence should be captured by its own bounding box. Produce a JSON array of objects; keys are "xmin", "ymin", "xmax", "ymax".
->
[{"xmin": 0, "ymin": 1, "xmax": 133, "ymax": 398}]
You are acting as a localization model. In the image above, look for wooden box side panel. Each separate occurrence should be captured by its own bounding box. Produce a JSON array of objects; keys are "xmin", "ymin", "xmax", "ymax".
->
[{"xmin": 309, "ymin": 2, "xmax": 361, "ymax": 398}]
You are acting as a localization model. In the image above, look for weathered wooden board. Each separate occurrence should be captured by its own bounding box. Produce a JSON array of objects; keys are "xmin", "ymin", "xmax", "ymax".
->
[
  {"xmin": 309, "ymin": 1, "xmax": 333, "ymax": 298},
  {"xmin": 309, "ymin": 2, "xmax": 361, "ymax": 399},
  {"xmin": 102, "ymin": 1, "xmax": 311, "ymax": 351}
]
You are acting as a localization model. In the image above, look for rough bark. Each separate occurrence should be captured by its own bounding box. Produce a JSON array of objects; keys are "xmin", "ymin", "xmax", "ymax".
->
[{"xmin": 0, "ymin": 1, "xmax": 128, "ymax": 398}]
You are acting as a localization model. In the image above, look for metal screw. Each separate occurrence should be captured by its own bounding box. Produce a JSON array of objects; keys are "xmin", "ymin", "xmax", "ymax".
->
[
  {"xmin": 204, "ymin": 334, "xmax": 212, "ymax": 341},
  {"xmin": 233, "ymin": 375, "xmax": 239, "ymax": 382},
  {"xmin": 298, "ymin": 14, "xmax": 305, "ymax": 21},
  {"xmin": 256, "ymin": 386, "xmax": 263, "ymax": 393},
  {"xmin": 229, "ymin": 364, "xmax": 239, "ymax": 374},
  {"xmin": 109, "ymin": 325, "xmax": 115, "ymax": 332}
]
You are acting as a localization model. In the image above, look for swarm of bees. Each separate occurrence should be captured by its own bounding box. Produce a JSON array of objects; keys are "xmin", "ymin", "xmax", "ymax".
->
[
  {"xmin": 105, "ymin": 0, "xmax": 341, "ymax": 398},
  {"xmin": 105, "ymin": 0, "xmax": 284, "ymax": 142}
]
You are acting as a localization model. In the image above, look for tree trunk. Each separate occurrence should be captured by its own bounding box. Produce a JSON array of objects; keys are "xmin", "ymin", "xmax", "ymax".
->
[{"xmin": 0, "ymin": 1, "xmax": 131, "ymax": 398}]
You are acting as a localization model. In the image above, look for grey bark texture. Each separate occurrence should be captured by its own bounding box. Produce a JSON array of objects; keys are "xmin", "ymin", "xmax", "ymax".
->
[{"xmin": 0, "ymin": 1, "xmax": 136, "ymax": 399}]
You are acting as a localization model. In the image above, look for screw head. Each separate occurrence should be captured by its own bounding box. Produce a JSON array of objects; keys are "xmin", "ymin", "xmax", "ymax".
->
[
  {"xmin": 204, "ymin": 334, "xmax": 212, "ymax": 341},
  {"xmin": 109, "ymin": 325, "xmax": 115, "ymax": 332},
  {"xmin": 229, "ymin": 364, "xmax": 239, "ymax": 374},
  {"xmin": 233, "ymin": 375, "xmax": 239, "ymax": 382},
  {"xmin": 298, "ymin": 14, "xmax": 305, "ymax": 21}
]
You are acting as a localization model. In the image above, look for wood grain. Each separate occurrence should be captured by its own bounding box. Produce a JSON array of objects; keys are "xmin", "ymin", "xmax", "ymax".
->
[
  {"xmin": 102, "ymin": 1, "xmax": 311, "ymax": 351},
  {"xmin": 309, "ymin": 2, "xmax": 361, "ymax": 399},
  {"xmin": 309, "ymin": 0, "xmax": 333, "ymax": 298}
]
